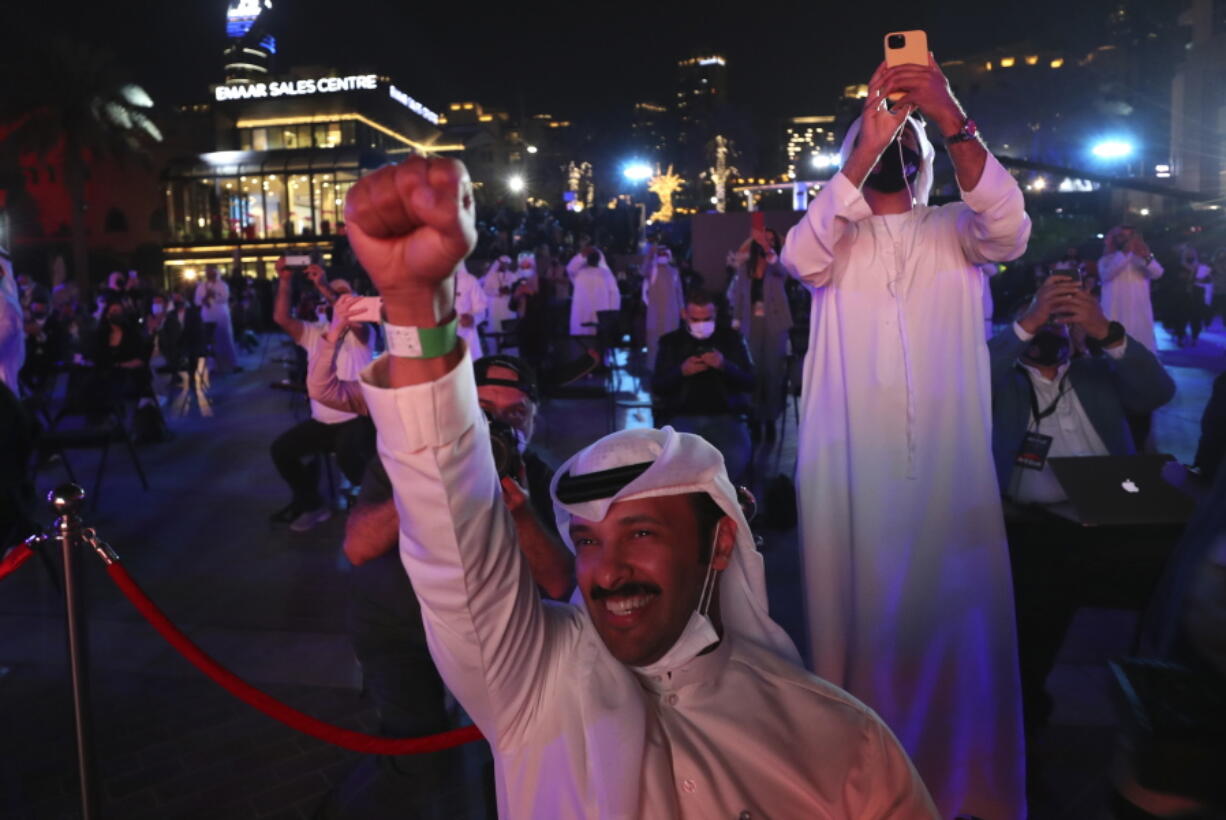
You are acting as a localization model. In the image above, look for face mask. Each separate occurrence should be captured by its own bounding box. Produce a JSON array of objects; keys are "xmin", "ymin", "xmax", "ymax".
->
[
  {"xmin": 864, "ymin": 138, "xmax": 921, "ymax": 194},
  {"xmin": 632, "ymin": 530, "xmax": 723, "ymax": 677},
  {"xmin": 687, "ymin": 320, "xmax": 715, "ymax": 340},
  {"xmin": 151, "ymin": 303, "xmax": 164, "ymax": 316},
  {"xmin": 1026, "ymin": 330, "xmax": 1070, "ymax": 367}
]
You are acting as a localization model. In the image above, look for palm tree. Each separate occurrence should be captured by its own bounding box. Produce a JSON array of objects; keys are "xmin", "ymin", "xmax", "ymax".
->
[{"xmin": 0, "ymin": 36, "xmax": 161, "ymax": 293}]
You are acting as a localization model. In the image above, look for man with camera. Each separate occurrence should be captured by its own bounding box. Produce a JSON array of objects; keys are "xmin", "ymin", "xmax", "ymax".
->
[
  {"xmin": 306, "ymin": 297, "xmax": 573, "ymax": 817},
  {"xmin": 781, "ymin": 52, "xmax": 1030, "ymax": 818},
  {"xmin": 338, "ymin": 154, "xmax": 936, "ymax": 818},
  {"xmin": 651, "ymin": 289, "xmax": 755, "ymax": 483},
  {"xmin": 269, "ymin": 257, "xmax": 375, "ymax": 531},
  {"xmin": 1099, "ymin": 224, "xmax": 1163, "ymax": 353},
  {"xmin": 989, "ymin": 272, "xmax": 1175, "ymax": 736}
]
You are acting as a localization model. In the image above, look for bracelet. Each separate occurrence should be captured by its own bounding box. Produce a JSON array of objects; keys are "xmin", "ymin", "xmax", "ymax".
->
[{"xmin": 382, "ymin": 313, "xmax": 459, "ymax": 358}]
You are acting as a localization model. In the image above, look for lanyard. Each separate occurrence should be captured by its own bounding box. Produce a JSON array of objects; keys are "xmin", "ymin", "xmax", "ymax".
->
[{"xmin": 1018, "ymin": 365, "xmax": 1070, "ymax": 427}]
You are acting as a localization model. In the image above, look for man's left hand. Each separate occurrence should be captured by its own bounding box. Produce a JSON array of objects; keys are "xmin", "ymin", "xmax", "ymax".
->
[
  {"xmin": 701, "ymin": 350, "xmax": 725, "ymax": 369},
  {"xmin": 882, "ymin": 53, "xmax": 965, "ymax": 135}
]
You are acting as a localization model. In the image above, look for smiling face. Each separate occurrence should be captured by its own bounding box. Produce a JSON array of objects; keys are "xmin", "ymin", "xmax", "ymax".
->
[{"xmin": 571, "ymin": 493, "xmax": 729, "ymax": 667}]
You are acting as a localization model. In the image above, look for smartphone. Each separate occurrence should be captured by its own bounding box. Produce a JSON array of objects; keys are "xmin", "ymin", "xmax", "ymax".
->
[
  {"xmin": 285, "ymin": 254, "xmax": 312, "ymax": 268},
  {"xmin": 348, "ymin": 296, "xmax": 383, "ymax": 324},
  {"xmin": 1047, "ymin": 261, "xmax": 1084, "ymax": 284},
  {"xmin": 884, "ymin": 30, "xmax": 929, "ymax": 102}
]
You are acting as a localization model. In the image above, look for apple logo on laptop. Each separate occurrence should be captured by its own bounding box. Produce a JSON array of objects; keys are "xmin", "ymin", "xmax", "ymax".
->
[{"xmin": 1122, "ymin": 479, "xmax": 1140, "ymax": 494}]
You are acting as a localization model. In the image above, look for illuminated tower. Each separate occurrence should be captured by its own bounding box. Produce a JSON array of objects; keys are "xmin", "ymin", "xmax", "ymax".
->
[{"xmin": 222, "ymin": 0, "xmax": 276, "ymax": 85}]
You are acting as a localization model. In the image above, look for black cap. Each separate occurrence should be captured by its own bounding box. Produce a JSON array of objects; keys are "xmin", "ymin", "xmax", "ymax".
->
[{"xmin": 473, "ymin": 355, "xmax": 539, "ymax": 403}]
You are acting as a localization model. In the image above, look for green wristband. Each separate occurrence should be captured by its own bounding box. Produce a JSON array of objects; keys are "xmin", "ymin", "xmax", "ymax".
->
[{"xmin": 382, "ymin": 314, "xmax": 459, "ymax": 359}]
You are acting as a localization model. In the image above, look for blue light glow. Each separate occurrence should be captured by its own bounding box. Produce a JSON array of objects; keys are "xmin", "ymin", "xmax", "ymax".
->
[
  {"xmin": 623, "ymin": 162, "xmax": 653, "ymax": 182},
  {"xmin": 1091, "ymin": 139, "xmax": 1134, "ymax": 160}
]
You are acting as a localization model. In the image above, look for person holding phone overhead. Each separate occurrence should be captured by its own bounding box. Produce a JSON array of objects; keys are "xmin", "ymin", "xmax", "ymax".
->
[{"xmin": 781, "ymin": 35, "xmax": 1030, "ymax": 820}]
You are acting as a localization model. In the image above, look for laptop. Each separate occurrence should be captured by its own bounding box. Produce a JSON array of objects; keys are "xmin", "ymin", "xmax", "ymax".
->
[{"xmin": 1047, "ymin": 455, "xmax": 1197, "ymax": 527}]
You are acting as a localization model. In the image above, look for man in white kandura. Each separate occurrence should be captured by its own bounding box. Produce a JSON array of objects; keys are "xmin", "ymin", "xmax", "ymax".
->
[
  {"xmin": 343, "ymin": 155, "xmax": 938, "ymax": 819},
  {"xmin": 454, "ymin": 261, "xmax": 487, "ymax": 360},
  {"xmin": 1098, "ymin": 224, "xmax": 1164, "ymax": 352},
  {"xmin": 781, "ymin": 55, "xmax": 1029, "ymax": 820}
]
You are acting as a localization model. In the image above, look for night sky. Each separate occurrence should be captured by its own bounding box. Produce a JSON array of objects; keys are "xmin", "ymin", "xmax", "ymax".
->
[{"xmin": 25, "ymin": 0, "xmax": 1122, "ymax": 122}]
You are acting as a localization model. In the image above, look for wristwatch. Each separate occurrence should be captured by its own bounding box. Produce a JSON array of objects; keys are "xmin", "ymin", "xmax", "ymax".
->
[
  {"xmin": 1088, "ymin": 320, "xmax": 1126, "ymax": 351},
  {"xmin": 944, "ymin": 118, "xmax": 979, "ymax": 145}
]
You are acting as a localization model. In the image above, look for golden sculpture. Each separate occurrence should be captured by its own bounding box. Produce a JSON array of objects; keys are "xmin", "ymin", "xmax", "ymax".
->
[{"xmin": 647, "ymin": 164, "xmax": 684, "ymax": 223}]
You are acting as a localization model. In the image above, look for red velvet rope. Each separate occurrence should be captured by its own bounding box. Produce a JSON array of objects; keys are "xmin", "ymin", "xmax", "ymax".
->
[
  {"xmin": 105, "ymin": 561, "xmax": 484, "ymax": 755},
  {"xmin": 0, "ymin": 544, "xmax": 34, "ymax": 582}
]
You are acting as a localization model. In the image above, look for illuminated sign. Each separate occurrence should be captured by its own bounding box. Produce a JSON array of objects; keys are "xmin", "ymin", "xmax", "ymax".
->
[
  {"xmin": 388, "ymin": 85, "xmax": 439, "ymax": 125},
  {"xmin": 215, "ymin": 74, "xmax": 378, "ymax": 102},
  {"xmin": 698, "ymin": 57, "xmax": 725, "ymax": 66},
  {"xmin": 226, "ymin": 0, "xmax": 271, "ymax": 39}
]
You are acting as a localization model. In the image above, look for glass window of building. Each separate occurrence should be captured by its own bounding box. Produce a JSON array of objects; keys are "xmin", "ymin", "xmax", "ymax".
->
[
  {"xmin": 251, "ymin": 128, "xmax": 269, "ymax": 151},
  {"xmin": 264, "ymin": 174, "xmax": 286, "ymax": 238},
  {"xmin": 286, "ymin": 173, "xmax": 313, "ymax": 237}
]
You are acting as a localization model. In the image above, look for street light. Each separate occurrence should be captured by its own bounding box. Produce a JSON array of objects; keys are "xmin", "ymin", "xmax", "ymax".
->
[
  {"xmin": 526, "ymin": 145, "xmax": 538, "ymax": 154},
  {"xmin": 507, "ymin": 175, "xmax": 525, "ymax": 193},
  {"xmin": 1091, "ymin": 139, "xmax": 1134, "ymax": 160},
  {"xmin": 622, "ymin": 161, "xmax": 653, "ymax": 182}
]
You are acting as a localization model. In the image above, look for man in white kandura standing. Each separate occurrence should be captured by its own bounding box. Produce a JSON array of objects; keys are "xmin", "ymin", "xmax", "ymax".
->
[
  {"xmin": 454, "ymin": 261, "xmax": 487, "ymax": 360},
  {"xmin": 781, "ymin": 54, "xmax": 1030, "ymax": 820},
  {"xmin": 1098, "ymin": 224, "xmax": 1163, "ymax": 353}
]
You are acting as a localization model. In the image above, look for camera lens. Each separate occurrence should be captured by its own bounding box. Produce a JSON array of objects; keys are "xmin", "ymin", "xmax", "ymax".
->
[{"xmin": 888, "ymin": 34, "xmax": 906, "ymax": 49}]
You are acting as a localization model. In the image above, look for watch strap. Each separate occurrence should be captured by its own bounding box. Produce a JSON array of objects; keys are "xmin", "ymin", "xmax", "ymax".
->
[
  {"xmin": 382, "ymin": 314, "xmax": 459, "ymax": 358},
  {"xmin": 944, "ymin": 118, "xmax": 979, "ymax": 145},
  {"xmin": 1088, "ymin": 320, "xmax": 1126, "ymax": 352}
]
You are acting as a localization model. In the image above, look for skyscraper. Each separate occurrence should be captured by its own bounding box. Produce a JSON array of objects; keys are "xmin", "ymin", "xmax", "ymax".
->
[{"xmin": 222, "ymin": 0, "xmax": 276, "ymax": 86}]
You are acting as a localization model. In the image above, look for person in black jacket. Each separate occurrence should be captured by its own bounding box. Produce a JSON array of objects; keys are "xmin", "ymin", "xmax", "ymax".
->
[{"xmin": 651, "ymin": 289, "xmax": 756, "ymax": 483}]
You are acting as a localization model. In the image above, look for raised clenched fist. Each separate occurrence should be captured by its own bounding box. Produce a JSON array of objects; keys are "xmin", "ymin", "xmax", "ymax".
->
[{"xmin": 344, "ymin": 156, "xmax": 477, "ymax": 304}]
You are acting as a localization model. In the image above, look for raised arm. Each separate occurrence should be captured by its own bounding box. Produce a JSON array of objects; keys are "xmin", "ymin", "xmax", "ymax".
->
[
  {"xmin": 780, "ymin": 178, "xmax": 872, "ymax": 289},
  {"xmin": 272, "ymin": 258, "xmax": 305, "ymax": 344},
  {"xmin": 345, "ymin": 157, "xmax": 557, "ymax": 747},
  {"xmin": 305, "ymin": 294, "xmax": 369, "ymax": 415}
]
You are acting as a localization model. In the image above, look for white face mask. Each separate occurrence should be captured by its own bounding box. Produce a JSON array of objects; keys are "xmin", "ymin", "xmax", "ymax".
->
[
  {"xmin": 151, "ymin": 303, "xmax": 164, "ymax": 316},
  {"xmin": 687, "ymin": 320, "xmax": 715, "ymax": 340},
  {"xmin": 632, "ymin": 530, "xmax": 722, "ymax": 677}
]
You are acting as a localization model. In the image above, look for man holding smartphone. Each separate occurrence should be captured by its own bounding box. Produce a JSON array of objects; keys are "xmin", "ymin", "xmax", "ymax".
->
[{"xmin": 781, "ymin": 49, "xmax": 1030, "ymax": 820}]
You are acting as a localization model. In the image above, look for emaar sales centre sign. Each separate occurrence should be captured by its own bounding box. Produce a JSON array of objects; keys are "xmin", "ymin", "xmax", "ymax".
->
[
  {"xmin": 215, "ymin": 73, "xmax": 379, "ymax": 101},
  {"xmin": 213, "ymin": 73, "xmax": 441, "ymax": 125}
]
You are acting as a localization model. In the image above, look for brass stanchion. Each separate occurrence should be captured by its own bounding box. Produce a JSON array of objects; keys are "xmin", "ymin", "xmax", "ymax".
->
[{"xmin": 51, "ymin": 484, "xmax": 98, "ymax": 820}]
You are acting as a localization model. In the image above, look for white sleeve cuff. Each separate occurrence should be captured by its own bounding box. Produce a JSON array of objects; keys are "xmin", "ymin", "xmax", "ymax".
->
[
  {"xmin": 357, "ymin": 345, "xmax": 482, "ymax": 452},
  {"xmin": 827, "ymin": 172, "xmax": 874, "ymax": 222},
  {"xmin": 959, "ymin": 153, "xmax": 1014, "ymax": 212},
  {"xmin": 1012, "ymin": 321, "xmax": 1034, "ymax": 342},
  {"xmin": 1104, "ymin": 338, "xmax": 1128, "ymax": 359}
]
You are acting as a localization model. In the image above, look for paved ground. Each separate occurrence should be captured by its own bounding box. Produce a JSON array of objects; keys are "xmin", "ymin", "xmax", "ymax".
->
[{"xmin": 2, "ymin": 322, "xmax": 1223, "ymax": 819}]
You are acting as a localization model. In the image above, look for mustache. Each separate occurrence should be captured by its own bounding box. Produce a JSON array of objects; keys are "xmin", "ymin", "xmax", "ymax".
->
[{"xmin": 589, "ymin": 581, "xmax": 661, "ymax": 601}]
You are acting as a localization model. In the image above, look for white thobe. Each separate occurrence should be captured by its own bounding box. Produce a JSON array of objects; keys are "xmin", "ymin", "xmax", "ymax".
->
[
  {"xmin": 569, "ymin": 266, "xmax": 620, "ymax": 337},
  {"xmin": 455, "ymin": 268, "xmax": 488, "ymax": 360},
  {"xmin": 781, "ymin": 155, "xmax": 1030, "ymax": 820},
  {"xmin": 483, "ymin": 268, "xmax": 522, "ymax": 332},
  {"xmin": 1098, "ymin": 251, "xmax": 1163, "ymax": 352},
  {"xmin": 643, "ymin": 261, "xmax": 684, "ymax": 372},
  {"xmin": 0, "ymin": 296, "xmax": 23, "ymax": 393},
  {"xmin": 358, "ymin": 354, "xmax": 938, "ymax": 819},
  {"xmin": 194, "ymin": 279, "xmax": 238, "ymax": 370}
]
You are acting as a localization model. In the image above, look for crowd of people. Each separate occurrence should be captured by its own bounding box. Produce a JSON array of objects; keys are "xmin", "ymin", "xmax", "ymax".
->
[{"xmin": 4, "ymin": 52, "xmax": 1226, "ymax": 820}]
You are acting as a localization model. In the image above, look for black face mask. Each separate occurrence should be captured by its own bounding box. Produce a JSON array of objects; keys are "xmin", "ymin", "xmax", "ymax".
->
[
  {"xmin": 1025, "ymin": 331, "xmax": 1070, "ymax": 367},
  {"xmin": 864, "ymin": 139, "xmax": 922, "ymax": 194}
]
